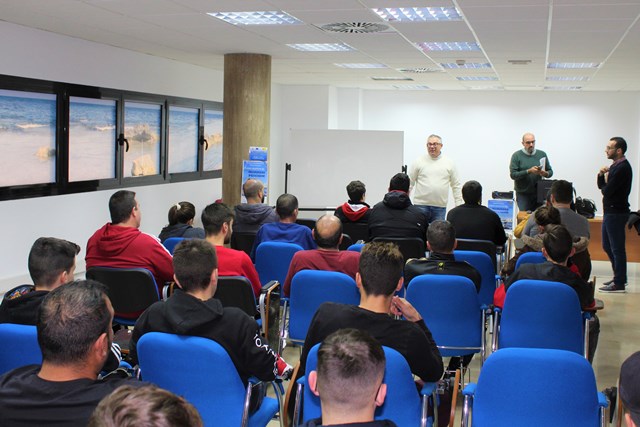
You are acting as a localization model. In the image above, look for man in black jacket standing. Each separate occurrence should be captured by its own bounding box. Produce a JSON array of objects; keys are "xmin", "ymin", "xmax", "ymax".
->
[{"xmin": 598, "ymin": 137, "xmax": 633, "ymax": 293}]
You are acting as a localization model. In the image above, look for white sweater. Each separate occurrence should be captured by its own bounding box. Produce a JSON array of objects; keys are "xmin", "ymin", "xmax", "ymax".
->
[{"xmin": 408, "ymin": 153, "xmax": 463, "ymax": 208}]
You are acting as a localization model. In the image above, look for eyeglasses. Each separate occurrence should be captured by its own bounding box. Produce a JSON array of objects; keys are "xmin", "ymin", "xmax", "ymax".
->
[
  {"xmin": 427, "ymin": 142, "xmax": 441, "ymax": 147},
  {"xmin": 524, "ymin": 140, "xmax": 535, "ymax": 144}
]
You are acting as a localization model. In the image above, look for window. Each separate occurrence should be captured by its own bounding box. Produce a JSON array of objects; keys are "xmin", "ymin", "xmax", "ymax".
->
[
  {"xmin": 204, "ymin": 109, "xmax": 223, "ymax": 171},
  {"xmin": 124, "ymin": 101, "xmax": 162, "ymax": 178},
  {"xmin": 168, "ymin": 106, "xmax": 199, "ymax": 174}
]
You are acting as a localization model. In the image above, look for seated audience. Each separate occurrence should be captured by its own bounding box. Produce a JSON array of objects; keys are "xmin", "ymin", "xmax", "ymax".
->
[
  {"xmin": 202, "ymin": 202, "xmax": 262, "ymax": 296},
  {"xmin": 250, "ymin": 193, "xmax": 316, "ymax": 260},
  {"xmin": 0, "ymin": 280, "xmax": 143, "ymax": 426},
  {"xmin": 368, "ymin": 173, "xmax": 428, "ymax": 242},
  {"xmin": 129, "ymin": 239, "xmax": 291, "ymax": 412},
  {"xmin": 404, "ymin": 220, "xmax": 482, "ymax": 292},
  {"xmin": 86, "ymin": 190, "xmax": 173, "ymax": 292},
  {"xmin": 300, "ymin": 242, "xmax": 443, "ymax": 383},
  {"xmin": 234, "ymin": 179, "xmax": 277, "ymax": 233},
  {"xmin": 446, "ymin": 180, "xmax": 507, "ymax": 247},
  {"xmin": 505, "ymin": 224, "xmax": 599, "ymax": 362},
  {"xmin": 334, "ymin": 180, "xmax": 371, "ymax": 224},
  {"xmin": 302, "ymin": 328, "xmax": 396, "ymax": 427},
  {"xmin": 620, "ymin": 351, "xmax": 640, "ymax": 427},
  {"xmin": 283, "ymin": 214, "xmax": 360, "ymax": 297},
  {"xmin": 88, "ymin": 384, "xmax": 202, "ymax": 427},
  {"xmin": 158, "ymin": 201, "xmax": 205, "ymax": 243}
]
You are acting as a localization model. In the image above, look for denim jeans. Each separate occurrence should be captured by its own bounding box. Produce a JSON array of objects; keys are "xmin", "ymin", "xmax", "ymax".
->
[
  {"xmin": 515, "ymin": 192, "xmax": 539, "ymax": 212},
  {"xmin": 415, "ymin": 205, "xmax": 446, "ymax": 224},
  {"xmin": 602, "ymin": 212, "xmax": 629, "ymax": 285}
]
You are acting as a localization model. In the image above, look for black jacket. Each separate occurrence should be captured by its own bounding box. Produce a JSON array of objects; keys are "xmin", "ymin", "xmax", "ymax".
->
[
  {"xmin": 446, "ymin": 203, "xmax": 507, "ymax": 246},
  {"xmin": 158, "ymin": 223, "xmax": 205, "ymax": 242},
  {"xmin": 404, "ymin": 252, "xmax": 482, "ymax": 292},
  {"xmin": 598, "ymin": 158, "xmax": 632, "ymax": 214},
  {"xmin": 233, "ymin": 203, "xmax": 278, "ymax": 233},
  {"xmin": 368, "ymin": 191, "xmax": 427, "ymax": 241},
  {"xmin": 0, "ymin": 285, "xmax": 47, "ymax": 325}
]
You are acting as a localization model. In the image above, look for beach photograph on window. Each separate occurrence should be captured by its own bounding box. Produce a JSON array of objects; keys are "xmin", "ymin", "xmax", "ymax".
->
[
  {"xmin": 168, "ymin": 106, "xmax": 199, "ymax": 174},
  {"xmin": 68, "ymin": 97, "xmax": 116, "ymax": 182},
  {"xmin": 124, "ymin": 101, "xmax": 161, "ymax": 178},
  {"xmin": 204, "ymin": 109, "xmax": 223, "ymax": 171},
  {"xmin": 0, "ymin": 89, "xmax": 56, "ymax": 187}
]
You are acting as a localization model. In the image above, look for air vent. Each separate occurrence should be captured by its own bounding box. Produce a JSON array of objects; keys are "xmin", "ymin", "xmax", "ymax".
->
[
  {"xmin": 397, "ymin": 68, "xmax": 442, "ymax": 73},
  {"xmin": 320, "ymin": 22, "xmax": 389, "ymax": 33},
  {"xmin": 508, "ymin": 59, "xmax": 532, "ymax": 65}
]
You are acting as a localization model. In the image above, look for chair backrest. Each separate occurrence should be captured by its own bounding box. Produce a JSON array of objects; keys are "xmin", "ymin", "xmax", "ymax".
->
[
  {"xmin": 162, "ymin": 237, "xmax": 185, "ymax": 254},
  {"xmin": 338, "ymin": 233, "xmax": 353, "ymax": 251},
  {"xmin": 137, "ymin": 332, "xmax": 250, "ymax": 426},
  {"xmin": 230, "ymin": 231, "xmax": 257, "ymax": 256},
  {"xmin": 514, "ymin": 251, "xmax": 546, "ymax": 270},
  {"xmin": 499, "ymin": 279, "xmax": 584, "ymax": 354},
  {"xmin": 454, "ymin": 250, "xmax": 497, "ymax": 306},
  {"xmin": 347, "ymin": 243, "xmax": 365, "ymax": 252},
  {"xmin": 342, "ymin": 222, "xmax": 369, "ymax": 243},
  {"xmin": 255, "ymin": 241, "xmax": 303, "ymax": 285},
  {"xmin": 86, "ymin": 267, "xmax": 160, "ymax": 325},
  {"xmin": 407, "ymin": 275, "xmax": 483, "ymax": 357},
  {"xmin": 302, "ymin": 344, "xmax": 423, "ymax": 425},
  {"xmin": 455, "ymin": 239, "xmax": 498, "ymax": 272},
  {"xmin": 471, "ymin": 348, "xmax": 601, "ymax": 427},
  {"xmin": 372, "ymin": 237, "xmax": 425, "ymax": 262},
  {"xmin": 215, "ymin": 276, "xmax": 258, "ymax": 317},
  {"xmin": 0, "ymin": 324, "xmax": 41, "ymax": 375},
  {"xmin": 289, "ymin": 270, "xmax": 359, "ymax": 343}
]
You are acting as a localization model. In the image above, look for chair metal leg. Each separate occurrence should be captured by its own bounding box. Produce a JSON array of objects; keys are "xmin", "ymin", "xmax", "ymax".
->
[
  {"xmin": 292, "ymin": 382, "xmax": 303, "ymax": 427},
  {"xmin": 462, "ymin": 395, "xmax": 472, "ymax": 427},
  {"xmin": 242, "ymin": 383, "xmax": 253, "ymax": 427}
]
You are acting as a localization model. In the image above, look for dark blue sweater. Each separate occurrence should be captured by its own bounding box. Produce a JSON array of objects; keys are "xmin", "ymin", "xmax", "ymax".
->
[{"xmin": 597, "ymin": 159, "xmax": 632, "ymax": 214}]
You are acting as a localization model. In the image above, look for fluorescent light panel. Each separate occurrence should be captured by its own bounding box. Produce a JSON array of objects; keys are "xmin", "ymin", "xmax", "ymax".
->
[
  {"xmin": 371, "ymin": 76, "xmax": 413, "ymax": 81},
  {"xmin": 335, "ymin": 63, "xmax": 387, "ymax": 69},
  {"xmin": 547, "ymin": 62, "xmax": 599, "ymax": 69},
  {"xmin": 416, "ymin": 42, "xmax": 480, "ymax": 52},
  {"xmin": 544, "ymin": 86, "xmax": 583, "ymax": 90},
  {"xmin": 441, "ymin": 62, "xmax": 491, "ymax": 69},
  {"xmin": 287, "ymin": 43, "xmax": 354, "ymax": 52},
  {"xmin": 456, "ymin": 76, "xmax": 498, "ymax": 81},
  {"xmin": 397, "ymin": 68, "xmax": 441, "ymax": 73},
  {"xmin": 392, "ymin": 85, "xmax": 431, "ymax": 90},
  {"xmin": 546, "ymin": 76, "xmax": 590, "ymax": 81},
  {"xmin": 207, "ymin": 11, "xmax": 302, "ymax": 25},
  {"xmin": 373, "ymin": 7, "xmax": 462, "ymax": 22}
]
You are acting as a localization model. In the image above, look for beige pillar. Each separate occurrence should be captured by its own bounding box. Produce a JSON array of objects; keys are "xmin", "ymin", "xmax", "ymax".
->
[{"xmin": 222, "ymin": 53, "xmax": 271, "ymax": 206}]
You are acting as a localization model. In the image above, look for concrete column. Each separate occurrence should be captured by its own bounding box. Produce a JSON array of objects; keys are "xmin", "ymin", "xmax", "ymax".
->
[{"xmin": 222, "ymin": 53, "xmax": 271, "ymax": 206}]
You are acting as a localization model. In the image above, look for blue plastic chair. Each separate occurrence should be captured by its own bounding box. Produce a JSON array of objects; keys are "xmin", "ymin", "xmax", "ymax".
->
[
  {"xmin": 462, "ymin": 348, "xmax": 607, "ymax": 427},
  {"xmin": 347, "ymin": 243, "xmax": 365, "ymax": 252},
  {"xmin": 514, "ymin": 251, "xmax": 546, "ymax": 270},
  {"xmin": 255, "ymin": 242, "xmax": 303, "ymax": 286},
  {"xmin": 283, "ymin": 270, "xmax": 359, "ymax": 347},
  {"xmin": 162, "ymin": 237, "xmax": 186, "ymax": 254},
  {"xmin": 494, "ymin": 279, "xmax": 586, "ymax": 356},
  {"xmin": 407, "ymin": 275, "xmax": 486, "ymax": 363},
  {"xmin": 0, "ymin": 324, "xmax": 41, "ymax": 375},
  {"xmin": 294, "ymin": 344, "xmax": 435, "ymax": 427},
  {"xmin": 138, "ymin": 332, "xmax": 281, "ymax": 427},
  {"xmin": 454, "ymin": 250, "xmax": 500, "ymax": 307}
]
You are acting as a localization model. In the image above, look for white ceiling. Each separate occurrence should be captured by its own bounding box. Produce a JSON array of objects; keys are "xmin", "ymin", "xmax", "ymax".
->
[{"xmin": 1, "ymin": 0, "xmax": 640, "ymax": 91}]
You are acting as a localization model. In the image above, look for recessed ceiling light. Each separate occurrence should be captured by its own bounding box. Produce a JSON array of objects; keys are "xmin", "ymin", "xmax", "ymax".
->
[
  {"xmin": 508, "ymin": 59, "xmax": 532, "ymax": 65},
  {"xmin": 371, "ymin": 76, "xmax": 414, "ymax": 81},
  {"xmin": 335, "ymin": 63, "xmax": 387, "ymax": 69},
  {"xmin": 546, "ymin": 76, "xmax": 590, "ymax": 81},
  {"xmin": 397, "ymin": 68, "xmax": 442, "ymax": 73},
  {"xmin": 287, "ymin": 43, "xmax": 355, "ymax": 52},
  {"xmin": 441, "ymin": 62, "xmax": 491, "ymax": 69},
  {"xmin": 321, "ymin": 22, "xmax": 389, "ymax": 33},
  {"xmin": 470, "ymin": 86, "xmax": 504, "ymax": 90},
  {"xmin": 456, "ymin": 76, "xmax": 498, "ymax": 81},
  {"xmin": 547, "ymin": 62, "xmax": 599, "ymax": 69},
  {"xmin": 392, "ymin": 85, "xmax": 431, "ymax": 90},
  {"xmin": 373, "ymin": 7, "xmax": 462, "ymax": 22},
  {"xmin": 207, "ymin": 11, "xmax": 302, "ymax": 25},
  {"xmin": 544, "ymin": 86, "xmax": 583, "ymax": 90},
  {"xmin": 416, "ymin": 42, "xmax": 480, "ymax": 52}
]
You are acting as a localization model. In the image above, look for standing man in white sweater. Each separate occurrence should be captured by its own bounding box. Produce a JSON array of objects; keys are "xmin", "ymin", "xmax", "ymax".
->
[{"xmin": 408, "ymin": 134, "xmax": 463, "ymax": 224}]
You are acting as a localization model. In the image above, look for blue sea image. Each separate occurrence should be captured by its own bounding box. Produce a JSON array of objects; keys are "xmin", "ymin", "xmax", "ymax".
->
[
  {"xmin": 169, "ymin": 106, "xmax": 199, "ymax": 174},
  {"xmin": 204, "ymin": 110, "xmax": 223, "ymax": 171},
  {"xmin": 124, "ymin": 102, "xmax": 162, "ymax": 177},
  {"xmin": 0, "ymin": 90, "xmax": 56, "ymax": 187}
]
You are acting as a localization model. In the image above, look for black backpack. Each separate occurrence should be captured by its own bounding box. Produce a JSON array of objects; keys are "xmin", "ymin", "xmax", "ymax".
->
[{"xmin": 574, "ymin": 196, "xmax": 597, "ymax": 219}]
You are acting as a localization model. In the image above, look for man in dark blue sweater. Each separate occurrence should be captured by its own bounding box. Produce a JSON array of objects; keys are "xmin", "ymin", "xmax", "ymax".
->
[{"xmin": 598, "ymin": 137, "xmax": 633, "ymax": 293}]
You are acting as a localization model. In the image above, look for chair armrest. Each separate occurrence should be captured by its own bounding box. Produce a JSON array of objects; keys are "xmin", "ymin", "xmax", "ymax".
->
[
  {"xmin": 598, "ymin": 391, "xmax": 610, "ymax": 408},
  {"xmin": 261, "ymin": 280, "xmax": 279, "ymax": 293},
  {"xmin": 494, "ymin": 274, "xmax": 501, "ymax": 288},
  {"xmin": 420, "ymin": 381, "xmax": 438, "ymax": 396},
  {"xmin": 296, "ymin": 375, "xmax": 306, "ymax": 386},
  {"xmin": 462, "ymin": 383, "xmax": 477, "ymax": 396}
]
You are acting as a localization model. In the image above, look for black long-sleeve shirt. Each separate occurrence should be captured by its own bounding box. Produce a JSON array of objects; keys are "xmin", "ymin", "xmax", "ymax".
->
[{"xmin": 598, "ymin": 158, "xmax": 632, "ymax": 214}]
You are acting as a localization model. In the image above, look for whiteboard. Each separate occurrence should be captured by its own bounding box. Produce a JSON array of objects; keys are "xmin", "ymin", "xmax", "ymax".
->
[{"xmin": 285, "ymin": 129, "xmax": 404, "ymax": 209}]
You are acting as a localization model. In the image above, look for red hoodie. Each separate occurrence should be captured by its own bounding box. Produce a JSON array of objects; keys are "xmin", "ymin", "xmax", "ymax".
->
[{"xmin": 86, "ymin": 224, "xmax": 174, "ymax": 291}]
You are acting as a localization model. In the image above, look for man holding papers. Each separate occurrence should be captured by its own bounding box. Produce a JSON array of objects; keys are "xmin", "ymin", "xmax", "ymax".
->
[{"xmin": 509, "ymin": 132, "xmax": 553, "ymax": 211}]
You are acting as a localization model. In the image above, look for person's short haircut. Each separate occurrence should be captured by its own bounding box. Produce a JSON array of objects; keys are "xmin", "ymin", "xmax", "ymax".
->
[
  {"xmin": 550, "ymin": 180, "xmax": 573, "ymax": 204},
  {"xmin": 88, "ymin": 385, "xmax": 203, "ymax": 427},
  {"xmin": 534, "ymin": 205, "xmax": 561, "ymax": 227},
  {"xmin": 611, "ymin": 136, "xmax": 628, "ymax": 154},
  {"xmin": 359, "ymin": 242, "xmax": 403, "ymax": 296},
  {"xmin": 427, "ymin": 220, "xmax": 456, "ymax": 253},
  {"xmin": 172, "ymin": 239, "xmax": 217, "ymax": 292},
  {"xmin": 243, "ymin": 179, "xmax": 264, "ymax": 199},
  {"xmin": 37, "ymin": 280, "xmax": 111, "ymax": 365},
  {"xmin": 389, "ymin": 173, "xmax": 410, "ymax": 192},
  {"xmin": 620, "ymin": 351, "xmax": 640, "ymax": 426},
  {"xmin": 346, "ymin": 180, "xmax": 366, "ymax": 202},
  {"xmin": 461, "ymin": 180, "xmax": 482, "ymax": 205},
  {"xmin": 276, "ymin": 194, "xmax": 298, "ymax": 219},
  {"xmin": 314, "ymin": 215, "xmax": 343, "ymax": 249},
  {"xmin": 168, "ymin": 201, "xmax": 196, "ymax": 226},
  {"xmin": 428, "ymin": 134, "xmax": 442, "ymax": 143},
  {"xmin": 316, "ymin": 328, "xmax": 385, "ymax": 410},
  {"xmin": 109, "ymin": 190, "xmax": 137, "ymax": 224},
  {"xmin": 542, "ymin": 224, "xmax": 573, "ymax": 263},
  {"xmin": 28, "ymin": 237, "xmax": 80, "ymax": 287},
  {"xmin": 201, "ymin": 203, "xmax": 234, "ymax": 236}
]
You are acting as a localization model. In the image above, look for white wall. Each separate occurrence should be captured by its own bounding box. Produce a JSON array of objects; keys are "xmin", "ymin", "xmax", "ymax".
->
[{"xmin": 0, "ymin": 22, "xmax": 225, "ymax": 291}]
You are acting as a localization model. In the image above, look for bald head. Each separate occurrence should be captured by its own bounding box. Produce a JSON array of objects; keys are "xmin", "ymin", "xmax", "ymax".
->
[
  {"xmin": 313, "ymin": 214, "xmax": 343, "ymax": 249},
  {"xmin": 242, "ymin": 179, "xmax": 264, "ymax": 203}
]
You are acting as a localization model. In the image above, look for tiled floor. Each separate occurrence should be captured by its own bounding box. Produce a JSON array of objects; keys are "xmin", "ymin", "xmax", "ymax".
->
[{"xmin": 272, "ymin": 260, "xmax": 640, "ymax": 426}]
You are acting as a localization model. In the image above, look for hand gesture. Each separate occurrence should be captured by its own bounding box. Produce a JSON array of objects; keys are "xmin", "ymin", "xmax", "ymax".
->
[{"xmin": 391, "ymin": 296, "xmax": 423, "ymax": 323}]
